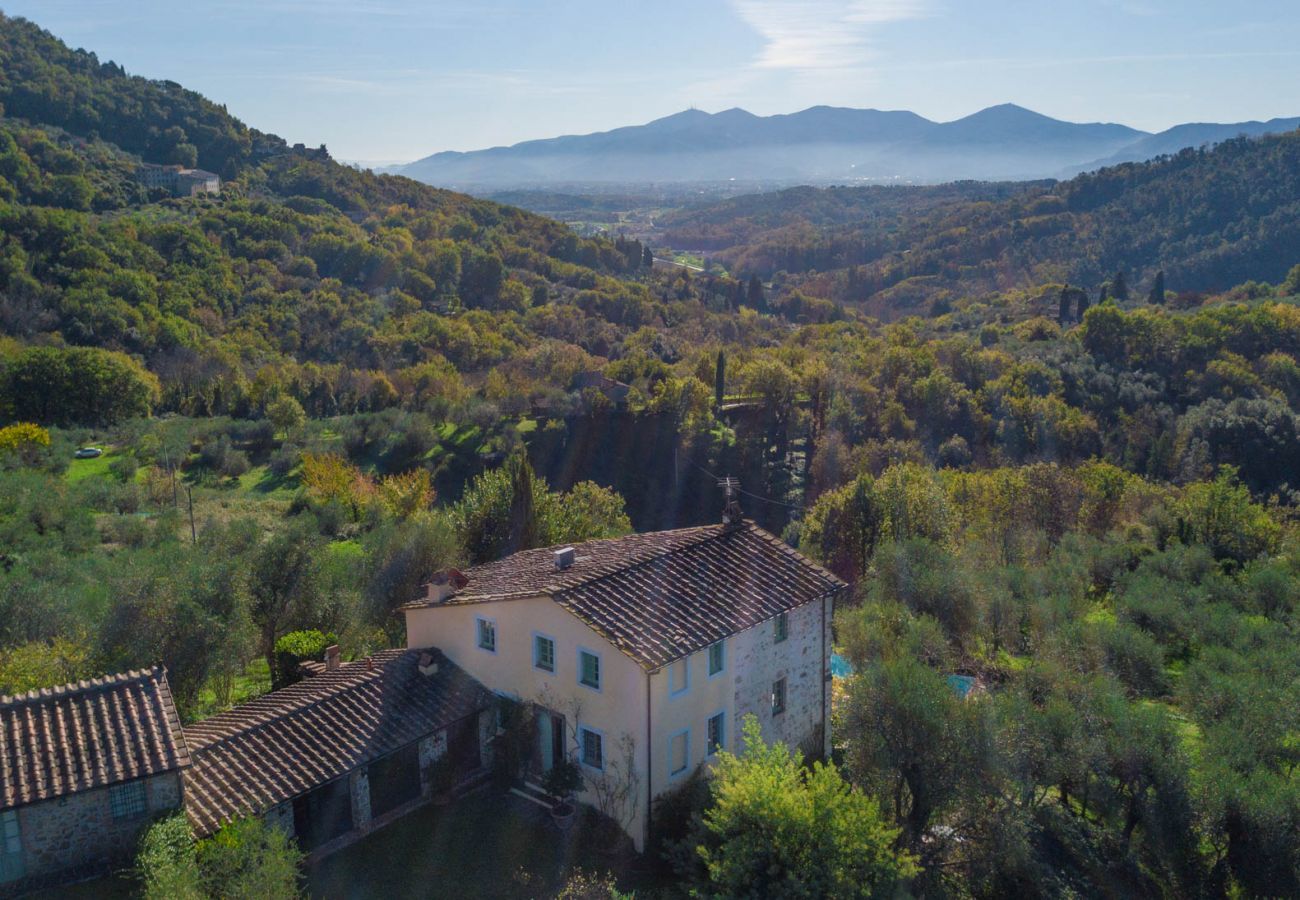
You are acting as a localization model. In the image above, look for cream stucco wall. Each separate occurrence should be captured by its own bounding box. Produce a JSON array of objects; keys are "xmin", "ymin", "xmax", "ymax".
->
[
  {"xmin": 405, "ymin": 596, "xmax": 651, "ymax": 849},
  {"xmin": 404, "ymin": 589, "xmax": 834, "ymax": 852}
]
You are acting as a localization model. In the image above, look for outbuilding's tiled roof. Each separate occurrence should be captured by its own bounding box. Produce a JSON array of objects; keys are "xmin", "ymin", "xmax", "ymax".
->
[
  {"xmin": 183, "ymin": 648, "xmax": 491, "ymax": 836},
  {"xmin": 0, "ymin": 667, "xmax": 189, "ymax": 812},
  {"xmin": 406, "ymin": 521, "xmax": 848, "ymax": 670}
]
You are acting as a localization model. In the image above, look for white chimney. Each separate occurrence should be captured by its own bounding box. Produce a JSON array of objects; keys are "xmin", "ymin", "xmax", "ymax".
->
[
  {"xmin": 418, "ymin": 651, "xmax": 438, "ymax": 677},
  {"xmin": 554, "ymin": 547, "xmax": 576, "ymax": 570},
  {"xmin": 422, "ymin": 569, "xmax": 468, "ymax": 604},
  {"xmin": 324, "ymin": 645, "xmax": 341, "ymax": 671}
]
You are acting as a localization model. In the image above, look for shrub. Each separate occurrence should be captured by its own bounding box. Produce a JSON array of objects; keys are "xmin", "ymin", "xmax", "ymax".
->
[
  {"xmin": 697, "ymin": 715, "xmax": 917, "ymax": 898},
  {"xmin": 195, "ymin": 817, "xmax": 303, "ymax": 899},
  {"xmin": 272, "ymin": 629, "xmax": 336, "ymax": 689},
  {"xmin": 137, "ymin": 814, "xmax": 203, "ymax": 900}
]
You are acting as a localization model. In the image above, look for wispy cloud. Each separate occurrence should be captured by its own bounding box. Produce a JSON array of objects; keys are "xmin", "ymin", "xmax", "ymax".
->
[
  {"xmin": 730, "ymin": 0, "xmax": 928, "ymax": 71},
  {"xmin": 889, "ymin": 48, "xmax": 1300, "ymax": 73}
]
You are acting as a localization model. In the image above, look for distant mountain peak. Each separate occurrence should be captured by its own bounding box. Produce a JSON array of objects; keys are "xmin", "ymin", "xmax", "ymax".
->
[
  {"xmin": 650, "ymin": 108, "xmax": 713, "ymax": 124},
  {"xmin": 964, "ymin": 102, "xmax": 1042, "ymax": 117},
  {"xmin": 394, "ymin": 103, "xmax": 1295, "ymax": 189}
]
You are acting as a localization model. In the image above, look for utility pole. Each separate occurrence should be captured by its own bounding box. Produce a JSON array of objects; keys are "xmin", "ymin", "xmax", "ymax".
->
[{"xmin": 186, "ymin": 486, "xmax": 196, "ymax": 544}]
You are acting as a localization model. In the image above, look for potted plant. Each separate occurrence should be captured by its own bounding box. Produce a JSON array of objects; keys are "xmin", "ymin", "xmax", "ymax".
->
[
  {"xmin": 542, "ymin": 760, "xmax": 583, "ymax": 830},
  {"xmin": 427, "ymin": 755, "xmax": 456, "ymax": 806}
]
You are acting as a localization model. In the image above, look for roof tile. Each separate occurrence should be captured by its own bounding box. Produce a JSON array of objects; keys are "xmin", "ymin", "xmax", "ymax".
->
[
  {"xmin": 0, "ymin": 667, "xmax": 189, "ymax": 811},
  {"xmin": 407, "ymin": 521, "xmax": 848, "ymax": 670},
  {"xmin": 183, "ymin": 648, "xmax": 491, "ymax": 836}
]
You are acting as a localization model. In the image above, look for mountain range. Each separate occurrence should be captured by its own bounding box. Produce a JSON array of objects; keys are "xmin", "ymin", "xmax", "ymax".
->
[{"xmin": 392, "ymin": 104, "xmax": 1300, "ymax": 189}]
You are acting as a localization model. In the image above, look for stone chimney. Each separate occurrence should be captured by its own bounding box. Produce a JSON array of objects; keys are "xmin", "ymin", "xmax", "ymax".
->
[{"xmin": 324, "ymin": 645, "xmax": 341, "ymax": 671}]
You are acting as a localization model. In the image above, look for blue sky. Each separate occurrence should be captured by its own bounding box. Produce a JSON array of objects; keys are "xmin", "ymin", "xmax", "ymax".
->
[{"xmin": 9, "ymin": 1, "xmax": 1300, "ymax": 162}]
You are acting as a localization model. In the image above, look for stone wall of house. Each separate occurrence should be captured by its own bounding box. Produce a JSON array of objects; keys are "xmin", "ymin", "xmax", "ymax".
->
[
  {"xmin": 417, "ymin": 731, "xmax": 447, "ymax": 794},
  {"xmin": 348, "ymin": 769, "xmax": 371, "ymax": 832},
  {"xmin": 823, "ymin": 593, "xmax": 835, "ymax": 759},
  {"xmin": 263, "ymin": 800, "xmax": 295, "ymax": 837},
  {"xmin": 14, "ymin": 773, "xmax": 182, "ymax": 883},
  {"xmin": 644, "ymin": 592, "xmax": 833, "ymax": 852},
  {"xmin": 730, "ymin": 595, "xmax": 831, "ymax": 759}
]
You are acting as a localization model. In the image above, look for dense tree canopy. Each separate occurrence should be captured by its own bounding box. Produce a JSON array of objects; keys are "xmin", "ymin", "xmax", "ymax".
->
[{"xmin": 2, "ymin": 14, "xmax": 1300, "ymax": 899}]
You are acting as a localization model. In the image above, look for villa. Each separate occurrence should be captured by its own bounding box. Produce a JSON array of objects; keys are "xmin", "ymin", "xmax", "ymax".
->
[
  {"xmin": 0, "ymin": 506, "xmax": 843, "ymax": 891},
  {"xmin": 402, "ymin": 516, "xmax": 844, "ymax": 850}
]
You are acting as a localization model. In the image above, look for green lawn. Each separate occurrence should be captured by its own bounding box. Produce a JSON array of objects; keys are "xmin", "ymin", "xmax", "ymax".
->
[
  {"xmin": 64, "ymin": 447, "xmax": 117, "ymax": 483},
  {"xmin": 190, "ymin": 658, "xmax": 272, "ymax": 722},
  {"xmin": 236, "ymin": 463, "xmax": 300, "ymax": 497}
]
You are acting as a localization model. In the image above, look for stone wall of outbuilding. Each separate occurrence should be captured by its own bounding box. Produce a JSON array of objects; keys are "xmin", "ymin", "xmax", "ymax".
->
[{"xmin": 7, "ymin": 772, "xmax": 182, "ymax": 892}]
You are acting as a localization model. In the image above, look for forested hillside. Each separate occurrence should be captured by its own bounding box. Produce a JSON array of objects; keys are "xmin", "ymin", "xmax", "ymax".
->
[
  {"xmin": 3, "ymin": 12, "xmax": 1300, "ymax": 899},
  {"xmin": 662, "ymin": 130, "xmax": 1300, "ymax": 317}
]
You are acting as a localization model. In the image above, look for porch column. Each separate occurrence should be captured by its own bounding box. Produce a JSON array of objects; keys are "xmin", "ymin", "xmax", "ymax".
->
[{"xmin": 349, "ymin": 769, "xmax": 372, "ymax": 831}]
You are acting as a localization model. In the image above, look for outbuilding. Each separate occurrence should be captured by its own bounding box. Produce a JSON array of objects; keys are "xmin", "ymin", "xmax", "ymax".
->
[{"xmin": 0, "ymin": 667, "xmax": 190, "ymax": 893}]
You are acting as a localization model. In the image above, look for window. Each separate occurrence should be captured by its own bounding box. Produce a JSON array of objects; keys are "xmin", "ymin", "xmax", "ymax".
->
[
  {"xmin": 578, "ymin": 649, "xmax": 601, "ymax": 690},
  {"xmin": 475, "ymin": 617, "xmax": 496, "ymax": 653},
  {"xmin": 109, "ymin": 780, "xmax": 147, "ymax": 820},
  {"xmin": 1, "ymin": 809, "xmax": 22, "ymax": 884},
  {"xmin": 668, "ymin": 656, "xmax": 690, "ymax": 696},
  {"xmin": 707, "ymin": 711, "xmax": 725, "ymax": 755},
  {"xmin": 669, "ymin": 729, "xmax": 690, "ymax": 777},
  {"xmin": 708, "ymin": 641, "xmax": 725, "ymax": 677},
  {"xmin": 772, "ymin": 677, "xmax": 787, "ymax": 715},
  {"xmin": 774, "ymin": 612, "xmax": 789, "ymax": 643},
  {"xmin": 580, "ymin": 727, "xmax": 604, "ymax": 770},
  {"xmin": 533, "ymin": 633, "xmax": 555, "ymax": 672}
]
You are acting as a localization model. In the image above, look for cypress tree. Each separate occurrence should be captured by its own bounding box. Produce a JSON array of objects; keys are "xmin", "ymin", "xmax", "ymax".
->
[
  {"xmin": 506, "ymin": 453, "xmax": 539, "ymax": 555},
  {"xmin": 1076, "ymin": 288, "xmax": 1091, "ymax": 321},
  {"xmin": 1112, "ymin": 269, "xmax": 1129, "ymax": 301},
  {"xmin": 1149, "ymin": 270, "xmax": 1166, "ymax": 304},
  {"xmin": 715, "ymin": 350, "xmax": 726, "ymax": 409},
  {"xmin": 747, "ymin": 275, "xmax": 766, "ymax": 312},
  {"xmin": 1059, "ymin": 285, "xmax": 1072, "ymax": 325}
]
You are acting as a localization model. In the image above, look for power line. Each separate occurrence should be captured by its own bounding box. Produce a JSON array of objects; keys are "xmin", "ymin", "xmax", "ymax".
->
[{"xmin": 691, "ymin": 461, "xmax": 805, "ymax": 511}]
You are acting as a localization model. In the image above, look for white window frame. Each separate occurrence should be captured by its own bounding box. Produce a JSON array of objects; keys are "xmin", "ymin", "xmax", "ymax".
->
[
  {"xmin": 475, "ymin": 616, "xmax": 497, "ymax": 654},
  {"xmin": 579, "ymin": 725, "xmax": 605, "ymax": 772},
  {"xmin": 577, "ymin": 647, "xmax": 602, "ymax": 692},
  {"xmin": 668, "ymin": 728, "xmax": 691, "ymax": 778},
  {"xmin": 707, "ymin": 640, "xmax": 725, "ymax": 678},
  {"xmin": 707, "ymin": 709, "xmax": 726, "ymax": 756},
  {"xmin": 532, "ymin": 631, "xmax": 556, "ymax": 673},
  {"xmin": 772, "ymin": 676, "xmax": 787, "ymax": 716},
  {"xmin": 774, "ymin": 611, "xmax": 789, "ymax": 643},
  {"xmin": 668, "ymin": 655, "xmax": 690, "ymax": 698}
]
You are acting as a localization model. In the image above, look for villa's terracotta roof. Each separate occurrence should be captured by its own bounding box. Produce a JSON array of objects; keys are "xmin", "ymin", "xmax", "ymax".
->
[
  {"xmin": 0, "ymin": 667, "xmax": 189, "ymax": 811},
  {"xmin": 183, "ymin": 648, "xmax": 490, "ymax": 836},
  {"xmin": 406, "ymin": 521, "xmax": 848, "ymax": 670}
]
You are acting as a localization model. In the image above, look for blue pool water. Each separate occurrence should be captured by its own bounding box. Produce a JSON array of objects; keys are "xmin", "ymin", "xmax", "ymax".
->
[
  {"xmin": 946, "ymin": 674, "xmax": 977, "ymax": 698},
  {"xmin": 831, "ymin": 654, "xmax": 976, "ymax": 699}
]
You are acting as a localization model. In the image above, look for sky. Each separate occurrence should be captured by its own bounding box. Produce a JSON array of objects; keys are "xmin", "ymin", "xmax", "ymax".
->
[{"xmin": 8, "ymin": 0, "xmax": 1300, "ymax": 163}]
